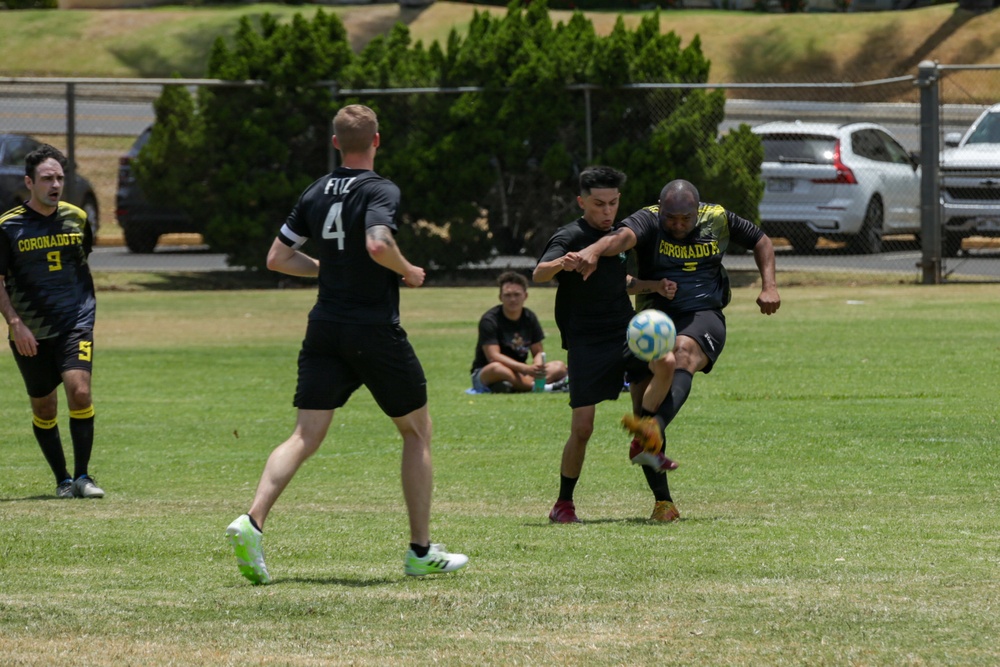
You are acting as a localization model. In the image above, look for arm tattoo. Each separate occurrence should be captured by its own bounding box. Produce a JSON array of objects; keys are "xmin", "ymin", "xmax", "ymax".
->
[{"xmin": 367, "ymin": 225, "xmax": 396, "ymax": 247}]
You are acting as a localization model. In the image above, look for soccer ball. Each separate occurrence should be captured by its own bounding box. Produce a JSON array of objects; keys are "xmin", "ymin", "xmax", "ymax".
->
[{"xmin": 627, "ymin": 309, "xmax": 676, "ymax": 361}]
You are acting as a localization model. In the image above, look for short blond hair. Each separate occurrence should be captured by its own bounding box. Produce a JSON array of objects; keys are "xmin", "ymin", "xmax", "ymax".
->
[{"xmin": 333, "ymin": 105, "xmax": 378, "ymax": 154}]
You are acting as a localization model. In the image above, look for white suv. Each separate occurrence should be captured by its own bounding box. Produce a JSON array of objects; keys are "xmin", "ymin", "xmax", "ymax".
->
[
  {"xmin": 752, "ymin": 121, "xmax": 921, "ymax": 254},
  {"xmin": 940, "ymin": 103, "xmax": 1000, "ymax": 257}
]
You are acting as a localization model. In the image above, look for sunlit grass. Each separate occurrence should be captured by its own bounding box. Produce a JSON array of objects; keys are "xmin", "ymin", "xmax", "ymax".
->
[{"xmin": 1, "ymin": 285, "xmax": 998, "ymax": 665}]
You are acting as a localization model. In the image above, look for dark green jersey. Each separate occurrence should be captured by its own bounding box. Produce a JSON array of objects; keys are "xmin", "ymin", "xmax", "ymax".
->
[
  {"xmin": 0, "ymin": 201, "xmax": 96, "ymax": 339},
  {"xmin": 623, "ymin": 203, "xmax": 763, "ymax": 316}
]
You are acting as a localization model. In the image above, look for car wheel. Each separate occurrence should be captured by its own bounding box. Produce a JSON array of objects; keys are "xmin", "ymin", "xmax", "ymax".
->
[
  {"xmin": 943, "ymin": 231, "xmax": 964, "ymax": 258},
  {"xmin": 81, "ymin": 194, "xmax": 99, "ymax": 235},
  {"xmin": 786, "ymin": 230, "xmax": 818, "ymax": 254},
  {"xmin": 848, "ymin": 197, "xmax": 883, "ymax": 254},
  {"xmin": 124, "ymin": 224, "xmax": 159, "ymax": 253}
]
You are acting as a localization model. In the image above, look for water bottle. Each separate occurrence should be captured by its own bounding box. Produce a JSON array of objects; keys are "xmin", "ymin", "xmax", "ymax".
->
[{"xmin": 533, "ymin": 352, "xmax": 546, "ymax": 392}]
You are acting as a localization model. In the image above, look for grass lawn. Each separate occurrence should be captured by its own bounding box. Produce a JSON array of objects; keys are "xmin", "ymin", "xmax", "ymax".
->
[{"xmin": 1, "ymin": 283, "xmax": 998, "ymax": 665}]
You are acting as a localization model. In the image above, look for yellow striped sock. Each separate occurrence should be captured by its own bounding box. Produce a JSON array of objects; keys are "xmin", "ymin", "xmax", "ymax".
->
[
  {"xmin": 69, "ymin": 406, "xmax": 95, "ymax": 419},
  {"xmin": 33, "ymin": 415, "xmax": 58, "ymax": 429}
]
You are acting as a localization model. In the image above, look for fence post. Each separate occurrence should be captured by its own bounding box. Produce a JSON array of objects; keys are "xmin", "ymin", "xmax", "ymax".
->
[
  {"xmin": 917, "ymin": 60, "xmax": 942, "ymax": 285},
  {"xmin": 65, "ymin": 82, "xmax": 77, "ymax": 202}
]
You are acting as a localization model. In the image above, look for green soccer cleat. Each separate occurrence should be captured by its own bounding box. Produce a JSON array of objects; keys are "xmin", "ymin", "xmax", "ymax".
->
[
  {"xmin": 225, "ymin": 514, "xmax": 271, "ymax": 585},
  {"xmin": 404, "ymin": 543, "xmax": 469, "ymax": 577}
]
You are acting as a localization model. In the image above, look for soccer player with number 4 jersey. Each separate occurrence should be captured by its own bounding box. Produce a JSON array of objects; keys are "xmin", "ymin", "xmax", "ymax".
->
[
  {"xmin": 225, "ymin": 105, "xmax": 468, "ymax": 584},
  {"xmin": 0, "ymin": 144, "xmax": 104, "ymax": 500}
]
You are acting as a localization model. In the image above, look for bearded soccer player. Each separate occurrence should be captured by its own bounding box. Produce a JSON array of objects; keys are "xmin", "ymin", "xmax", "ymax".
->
[
  {"xmin": 576, "ymin": 179, "xmax": 781, "ymax": 520},
  {"xmin": 0, "ymin": 144, "xmax": 103, "ymax": 499}
]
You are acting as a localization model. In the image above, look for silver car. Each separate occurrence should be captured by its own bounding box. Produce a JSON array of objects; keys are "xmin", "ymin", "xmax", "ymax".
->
[
  {"xmin": 940, "ymin": 103, "xmax": 1000, "ymax": 257},
  {"xmin": 752, "ymin": 121, "xmax": 920, "ymax": 254}
]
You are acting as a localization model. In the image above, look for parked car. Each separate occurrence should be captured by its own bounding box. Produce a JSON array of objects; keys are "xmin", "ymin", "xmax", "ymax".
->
[
  {"xmin": 0, "ymin": 133, "xmax": 100, "ymax": 235},
  {"xmin": 752, "ymin": 121, "xmax": 921, "ymax": 254},
  {"xmin": 939, "ymin": 103, "xmax": 1000, "ymax": 257},
  {"xmin": 116, "ymin": 126, "xmax": 197, "ymax": 253}
]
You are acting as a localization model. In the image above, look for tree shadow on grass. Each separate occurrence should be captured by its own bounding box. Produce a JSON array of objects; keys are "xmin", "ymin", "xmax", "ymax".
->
[{"xmin": 109, "ymin": 25, "xmax": 226, "ymax": 78}]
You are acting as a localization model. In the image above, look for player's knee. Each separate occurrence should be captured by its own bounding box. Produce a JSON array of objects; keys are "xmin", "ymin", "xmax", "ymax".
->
[
  {"xmin": 674, "ymin": 339, "xmax": 705, "ymax": 373},
  {"xmin": 650, "ymin": 352, "xmax": 675, "ymax": 375},
  {"xmin": 66, "ymin": 388, "xmax": 92, "ymax": 410},
  {"xmin": 571, "ymin": 421, "xmax": 594, "ymax": 443}
]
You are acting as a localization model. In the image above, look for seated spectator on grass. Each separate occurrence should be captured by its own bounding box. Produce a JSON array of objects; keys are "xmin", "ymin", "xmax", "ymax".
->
[{"xmin": 469, "ymin": 271, "xmax": 568, "ymax": 393}]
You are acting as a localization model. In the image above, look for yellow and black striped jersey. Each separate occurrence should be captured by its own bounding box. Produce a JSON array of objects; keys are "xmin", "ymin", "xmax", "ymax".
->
[
  {"xmin": 0, "ymin": 201, "xmax": 96, "ymax": 339},
  {"xmin": 624, "ymin": 203, "xmax": 763, "ymax": 316}
]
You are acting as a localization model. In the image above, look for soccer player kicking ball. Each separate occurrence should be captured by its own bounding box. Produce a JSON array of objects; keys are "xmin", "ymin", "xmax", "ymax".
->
[
  {"xmin": 577, "ymin": 179, "xmax": 781, "ymax": 522},
  {"xmin": 533, "ymin": 166, "xmax": 679, "ymax": 524},
  {"xmin": 226, "ymin": 105, "xmax": 468, "ymax": 583}
]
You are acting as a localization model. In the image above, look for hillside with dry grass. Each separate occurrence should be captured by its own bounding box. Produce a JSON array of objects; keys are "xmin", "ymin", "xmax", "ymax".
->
[{"xmin": 0, "ymin": 2, "xmax": 998, "ymax": 84}]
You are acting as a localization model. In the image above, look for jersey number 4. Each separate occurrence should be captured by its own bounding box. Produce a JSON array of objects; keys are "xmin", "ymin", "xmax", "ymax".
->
[{"xmin": 322, "ymin": 202, "xmax": 346, "ymax": 250}]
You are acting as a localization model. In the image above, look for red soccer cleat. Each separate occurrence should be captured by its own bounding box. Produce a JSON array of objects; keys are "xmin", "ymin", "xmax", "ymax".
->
[
  {"xmin": 548, "ymin": 499, "xmax": 582, "ymax": 524},
  {"xmin": 629, "ymin": 437, "xmax": 679, "ymax": 472}
]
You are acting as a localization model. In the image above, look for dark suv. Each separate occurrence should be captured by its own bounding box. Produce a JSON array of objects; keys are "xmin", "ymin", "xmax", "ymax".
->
[
  {"xmin": 0, "ymin": 134, "xmax": 100, "ymax": 235},
  {"xmin": 116, "ymin": 126, "xmax": 197, "ymax": 253}
]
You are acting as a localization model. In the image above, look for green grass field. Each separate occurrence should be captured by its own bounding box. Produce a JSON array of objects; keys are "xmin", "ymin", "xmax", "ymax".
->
[{"xmin": 1, "ymin": 283, "xmax": 998, "ymax": 665}]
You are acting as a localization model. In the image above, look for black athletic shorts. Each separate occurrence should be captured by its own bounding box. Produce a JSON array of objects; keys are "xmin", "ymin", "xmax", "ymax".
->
[
  {"xmin": 10, "ymin": 328, "xmax": 94, "ymax": 398},
  {"xmin": 294, "ymin": 319, "xmax": 427, "ymax": 418},
  {"xmin": 673, "ymin": 309, "xmax": 727, "ymax": 374},
  {"xmin": 566, "ymin": 338, "xmax": 652, "ymax": 409}
]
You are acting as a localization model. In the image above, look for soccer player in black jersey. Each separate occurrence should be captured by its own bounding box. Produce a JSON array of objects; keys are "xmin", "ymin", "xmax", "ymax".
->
[
  {"xmin": 0, "ymin": 144, "xmax": 104, "ymax": 499},
  {"xmin": 577, "ymin": 179, "xmax": 781, "ymax": 521},
  {"xmin": 534, "ymin": 166, "xmax": 678, "ymax": 524},
  {"xmin": 225, "ymin": 105, "xmax": 468, "ymax": 584}
]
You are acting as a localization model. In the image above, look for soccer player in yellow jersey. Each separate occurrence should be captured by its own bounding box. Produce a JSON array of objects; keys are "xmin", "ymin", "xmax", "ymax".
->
[
  {"xmin": 577, "ymin": 179, "xmax": 781, "ymax": 521},
  {"xmin": 0, "ymin": 144, "xmax": 103, "ymax": 499}
]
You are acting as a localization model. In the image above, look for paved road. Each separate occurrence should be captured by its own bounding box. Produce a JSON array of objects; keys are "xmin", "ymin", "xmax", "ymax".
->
[{"xmin": 89, "ymin": 244, "xmax": 231, "ymax": 272}]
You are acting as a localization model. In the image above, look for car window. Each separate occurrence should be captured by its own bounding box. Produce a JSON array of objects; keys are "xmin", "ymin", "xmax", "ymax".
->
[
  {"xmin": 1, "ymin": 136, "xmax": 39, "ymax": 168},
  {"xmin": 760, "ymin": 134, "xmax": 837, "ymax": 164},
  {"xmin": 874, "ymin": 130, "xmax": 913, "ymax": 165},
  {"xmin": 965, "ymin": 112, "xmax": 1000, "ymax": 145},
  {"xmin": 852, "ymin": 129, "xmax": 891, "ymax": 162}
]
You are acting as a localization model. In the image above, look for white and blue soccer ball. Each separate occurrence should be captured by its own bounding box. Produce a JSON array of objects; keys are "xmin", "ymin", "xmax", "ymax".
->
[{"xmin": 627, "ymin": 309, "xmax": 676, "ymax": 361}]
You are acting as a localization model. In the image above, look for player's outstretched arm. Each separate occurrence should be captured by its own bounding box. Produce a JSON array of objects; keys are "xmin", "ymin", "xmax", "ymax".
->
[
  {"xmin": 577, "ymin": 227, "xmax": 637, "ymax": 280},
  {"xmin": 752, "ymin": 235, "xmax": 781, "ymax": 315},
  {"xmin": 366, "ymin": 224, "xmax": 425, "ymax": 287},
  {"xmin": 533, "ymin": 252, "xmax": 581, "ymax": 283},
  {"xmin": 266, "ymin": 238, "xmax": 320, "ymax": 277}
]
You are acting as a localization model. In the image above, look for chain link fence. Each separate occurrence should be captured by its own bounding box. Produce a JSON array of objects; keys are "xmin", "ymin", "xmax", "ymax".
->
[{"xmin": 2, "ymin": 67, "xmax": 999, "ymax": 286}]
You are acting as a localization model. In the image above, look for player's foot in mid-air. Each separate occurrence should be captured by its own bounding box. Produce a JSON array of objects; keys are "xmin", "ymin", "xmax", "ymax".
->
[
  {"xmin": 404, "ymin": 544, "xmax": 469, "ymax": 576},
  {"xmin": 225, "ymin": 514, "xmax": 271, "ymax": 585},
  {"xmin": 650, "ymin": 500, "xmax": 680, "ymax": 522},
  {"xmin": 548, "ymin": 499, "xmax": 582, "ymax": 524},
  {"xmin": 621, "ymin": 414, "xmax": 663, "ymax": 455},
  {"xmin": 628, "ymin": 438, "xmax": 679, "ymax": 472}
]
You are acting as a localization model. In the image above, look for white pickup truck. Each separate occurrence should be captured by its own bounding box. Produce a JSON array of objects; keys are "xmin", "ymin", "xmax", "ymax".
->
[{"xmin": 940, "ymin": 103, "xmax": 1000, "ymax": 256}]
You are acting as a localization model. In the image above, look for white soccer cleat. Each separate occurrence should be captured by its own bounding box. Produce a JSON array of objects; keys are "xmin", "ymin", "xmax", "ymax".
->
[{"xmin": 404, "ymin": 543, "xmax": 469, "ymax": 576}]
